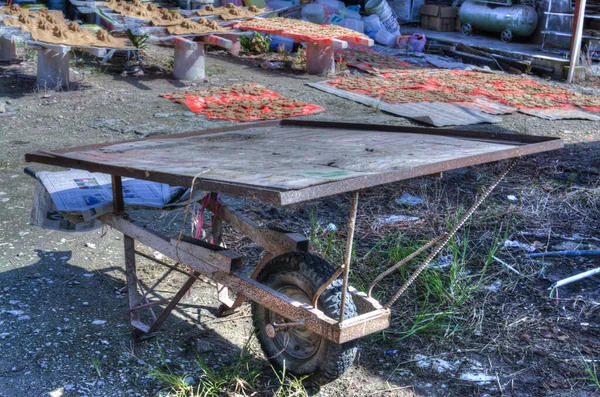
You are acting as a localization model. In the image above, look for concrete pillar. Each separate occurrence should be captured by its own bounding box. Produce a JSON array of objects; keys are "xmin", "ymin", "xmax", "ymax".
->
[
  {"xmin": 305, "ymin": 42, "xmax": 335, "ymax": 75},
  {"xmin": 0, "ymin": 36, "xmax": 17, "ymax": 62},
  {"xmin": 173, "ymin": 42, "xmax": 205, "ymax": 80},
  {"xmin": 221, "ymin": 34, "xmax": 241, "ymax": 56},
  {"xmin": 36, "ymin": 48, "xmax": 70, "ymax": 89}
]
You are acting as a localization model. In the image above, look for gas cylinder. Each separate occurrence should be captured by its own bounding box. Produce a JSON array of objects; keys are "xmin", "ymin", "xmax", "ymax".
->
[{"xmin": 458, "ymin": 0, "xmax": 538, "ymax": 42}]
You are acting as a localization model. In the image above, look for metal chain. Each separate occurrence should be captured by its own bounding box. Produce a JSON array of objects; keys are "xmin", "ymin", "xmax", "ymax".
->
[{"xmin": 384, "ymin": 159, "xmax": 518, "ymax": 309}]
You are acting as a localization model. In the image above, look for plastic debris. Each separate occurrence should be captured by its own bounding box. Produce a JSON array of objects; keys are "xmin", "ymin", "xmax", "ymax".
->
[
  {"xmin": 375, "ymin": 28, "xmax": 397, "ymax": 46},
  {"xmin": 484, "ymin": 280, "xmax": 502, "ymax": 293},
  {"xmin": 261, "ymin": 61, "xmax": 285, "ymax": 70},
  {"xmin": 507, "ymin": 194, "xmax": 518, "ymax": 201},
  {"xmin": 325, "ymin": 223, "xmax": 338, "ymax": 231},
  {"xmin": 427, "ymin": 254, "xmax": 453, "ymax": 269},
  {"xmin": 503, "ymin": 239, "xmax": 536, "ymax": 252},
  {"xmin": 459, "ymin": 372, "xmax": 496, "ymax": 383},
  {"xmin": 385, "ymin": 349, "xmax": 399, "ymax": 354},
  {"xmin": 415, "ymin": 354, "xmax": 456, "ymax": 374},
  {"xmin": 408, "ymin": 33, "xmax": 426, "ymax": 52},
  {"xmin": 395, "ymin": 192, "xmax": 424, "ymax": 206},
  {"xmin": 376, "ymin": 215, "xmax": 419, "ymax": 225}
]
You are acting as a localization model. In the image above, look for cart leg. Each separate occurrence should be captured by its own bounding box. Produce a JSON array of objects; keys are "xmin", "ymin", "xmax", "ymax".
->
[
  {"xmin": 146, "ymin": 269, "xmax": 199, "ymax": 334},
  {"xmin": 36, "ymin": 47, "xmax": 70, "ymax": 89},
  {"xmin": 305, "ymin": 42, "xmax": 335, "ymax": 75},
  {"xmin": 124, "ymin": 236, "xmax": 148, "ymax": 334},
  {"xmin": 0, "ymin": 36, "xmax": 17, "ymax": 62},
  {"xmin": 173, "ymin": 39, "xmax": 205, "ymax": 81}
]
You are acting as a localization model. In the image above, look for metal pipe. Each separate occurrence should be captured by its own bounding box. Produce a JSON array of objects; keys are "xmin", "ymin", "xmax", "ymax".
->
[
  {"xmin": 527, "ymin": 250, "xmax": 600, "ymax": 258},
  {"xmin": 550, "ymin": 266, "xmax": 600, "ymax": 289},
  {"xmin": 567, "ymin": 0, "xmax": 587, "ymax": 83},
  {"xmin": 339, "ymin": 191, "xmax": 359, "ymax": 323}
]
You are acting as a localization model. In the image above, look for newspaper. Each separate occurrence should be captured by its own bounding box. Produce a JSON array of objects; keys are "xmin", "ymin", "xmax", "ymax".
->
[
  {"xmin": 31, "ymin": 179, "xmax": 101, "ymax": 232},
  {"xmin": 31, "ymin": 169, "xmax": 202, "ymax": 232}
]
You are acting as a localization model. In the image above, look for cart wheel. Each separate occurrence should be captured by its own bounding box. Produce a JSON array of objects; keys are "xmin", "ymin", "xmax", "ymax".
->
[
  {"xmin": 462, "ymin": 23, "xmax": 473, "ymax": 36},
  {"xmin": 252, "ymin": 252, "xmax": 358, "ymax": 386},
  {"xmin": 501, "ymin": 29, "xmax": 513, "ymax": 43}
]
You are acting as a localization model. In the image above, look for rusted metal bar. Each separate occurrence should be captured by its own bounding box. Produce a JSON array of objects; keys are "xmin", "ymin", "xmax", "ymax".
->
[
  {"xmin": 147, "ymin": 270, "xmax": 200, "ymax": 334},
  {"xmin": 384, "ymin": 159, "xmax": 518, "ymax": 309},
  {"xmin": 207, "ymin": 197, "xmax": 308, "ymax": 255},
  {"xmin": 217, "ymin": 252, "xmax": 274, "ymax": 317},
  {"xmin": 339, "ymin": 191, "xmax": 359, "ymax": 323},
  {"xmin": 134, "ymin": 277, "xmax": 157, "ymax": 321},
  {"xmin": 112, "ymin": 175, "xmax": 124, "ymax": 213},
  {"xmin": 105, "ymin": 213, "xmax": 390, "ymax": 342},
  {"xmin": 124, "ymin": 236, "xmax": 143, "ymax": 328},
  {"xmin": 133, "ymin": 250, "xmax": 192, "ymax": 278},
  {"xmin": 367, "ymin": 234, "xmax": 446, "ymax": 298},
  {"xmin": 312, "ymin": 267, "xmax": 343, "ymax": 308},
  {"xmin": 139, "ymin": 267, "xmax": 175, "ymax": 302},
  {"xmin": 170, "ymin": 237, "xmax": 240, "ymax": 270},
  {"xmin": 131, "ymin": 298, "xmax": 170, "ymax": 311},
  {"xmin": 265, "ymin": 320, "xmax": 304, "ymax": 338}
]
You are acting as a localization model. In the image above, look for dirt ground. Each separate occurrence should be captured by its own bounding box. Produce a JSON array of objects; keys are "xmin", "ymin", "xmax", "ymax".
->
[{"xmin": 1, "ymin": 43, "xmax": 599, "ymax": 397}]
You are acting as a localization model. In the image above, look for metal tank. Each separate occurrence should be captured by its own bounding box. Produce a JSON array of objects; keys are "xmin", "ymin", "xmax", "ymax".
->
[{"xmin": 458, "ymin": 0, "xmax": 538, "ymax": 43}]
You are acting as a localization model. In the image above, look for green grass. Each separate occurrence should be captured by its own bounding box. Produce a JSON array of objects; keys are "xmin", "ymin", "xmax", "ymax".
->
[
  {"xmin": 149, "ymin": 353, "xmax": 260, "ymax": 397},
  {"xmin": 308, "ymin": 206, "xmax": 510, "ymax": 343},
  {"xmin": 579, "ymin": 354, "xmax": 600, "ymax": 390},
  {"xmin": 206, "ymin": 65, "xmax": 226, "ymax": 77},
  {"xmin": 148, "ymin": 335, "xmax": 308, "ymax": 396},
  {"xmin": 271, "ymin": 364, "xmax": 308, "ymax": 397},
  {"xmin": 90, "ymin": 355, "xmax": 103, "ymax": 378}
]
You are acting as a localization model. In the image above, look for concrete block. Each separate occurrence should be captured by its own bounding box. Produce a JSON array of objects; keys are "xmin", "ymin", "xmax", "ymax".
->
[
  {"xmin": 0, "ymin": 36, "xmax": 17, "ymax": 62},
  {"xmin": 173, "ymin": 43, "xmax": 205, "ymax": 80},
  {"xmin": 36, "ymin": 48, "xmax": 70, "ymax": 89},
  {"xmin": 306, "ymin": 42, "xmax": 335, "ymax": 75}
]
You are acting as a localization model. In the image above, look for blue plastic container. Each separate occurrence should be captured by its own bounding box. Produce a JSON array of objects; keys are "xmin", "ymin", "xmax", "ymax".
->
[{"xmin": 269, "ymin": 35, "xmax": 294, "ymax": 53}]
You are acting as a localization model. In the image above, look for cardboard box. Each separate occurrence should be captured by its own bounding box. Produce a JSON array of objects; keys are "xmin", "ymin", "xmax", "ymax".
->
[
  {"xmin": 455, "ymin": 16, "xmax": 462, "ymax": 32},
  {"xmin": 420, "ymin": 5, "xmax": 457, "ymax": 32}
]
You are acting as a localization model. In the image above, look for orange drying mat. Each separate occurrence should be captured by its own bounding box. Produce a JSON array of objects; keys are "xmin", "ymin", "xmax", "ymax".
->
[
  {"xmin": 335, "ymin": 48, "xmax": 414, "ymax": 76},
  {"xmin": 162, "ymin": 84, "xmax": 324, "ymax": 122},
  {"xmin": 324, "ymin": 70, "xmax": 600, "ymax": 113}
]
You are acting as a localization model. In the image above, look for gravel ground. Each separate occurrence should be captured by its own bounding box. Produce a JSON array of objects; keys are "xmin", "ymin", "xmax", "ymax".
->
[{"xmin": 1, "ymin": 44, "xmax": 599, "ymax": 397}]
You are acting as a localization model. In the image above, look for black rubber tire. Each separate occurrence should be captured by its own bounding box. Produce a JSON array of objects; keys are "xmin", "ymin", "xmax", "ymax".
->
[{"xmin": 252, "ymin": 252, "xmax": 358, "ymax": 386}]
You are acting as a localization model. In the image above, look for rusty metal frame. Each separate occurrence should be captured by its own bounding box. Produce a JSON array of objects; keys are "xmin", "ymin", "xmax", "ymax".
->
[
  {"xmin": 24, "ymin": 120, "xmax": 563, "ymax": 207},
  {"xmin": 100, "ymin": 188, "xmax": 390, "ymax": 343}
]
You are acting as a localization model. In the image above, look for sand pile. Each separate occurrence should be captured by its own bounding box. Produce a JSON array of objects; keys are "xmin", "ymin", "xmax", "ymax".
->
[
  {"xmin": 195, "ymin": 4, "xmax": 266, "ymax": 20},
  {"xmin": 167, "ymin": 18, "xmax": 231, "ymax": 35},
  {"xmin": 1, "ymin": 5, "xmax": 132, "ymax": 48},
  {"xmin": 102, "ymin": 0, "xmax": 187, "ymax": 26},
  {"xmin": 239, "ymin": 17, "xmax": 370, "ymax": 40}
]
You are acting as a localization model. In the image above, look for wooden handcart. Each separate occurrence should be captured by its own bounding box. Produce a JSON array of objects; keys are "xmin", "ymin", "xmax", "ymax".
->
[{"xmin": 25, "ymin": 120, "xmax": 562, "ymax": 384}]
